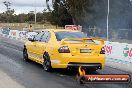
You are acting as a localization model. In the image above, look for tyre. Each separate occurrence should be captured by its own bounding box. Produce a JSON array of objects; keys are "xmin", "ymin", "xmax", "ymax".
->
[
  {"xmin": 77, "ymin": 76, "xmax": 85, "ymax": 84},
  {"xmin": 23, "ymin": 48, "xmax": 29, "ymax": 62},
  {"xmin": 43, "ymin": 53, "xmax": 52, "ymax": 72}
]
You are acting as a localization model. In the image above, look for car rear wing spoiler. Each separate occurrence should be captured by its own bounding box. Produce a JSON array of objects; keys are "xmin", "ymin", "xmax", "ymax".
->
[
  {"xmin": 61, "ymin": 38, "xmax": 104, "ymax": 45},
  {"xmin": 91, "ymin": 38, "xmax": 104, "ymax": 45}
]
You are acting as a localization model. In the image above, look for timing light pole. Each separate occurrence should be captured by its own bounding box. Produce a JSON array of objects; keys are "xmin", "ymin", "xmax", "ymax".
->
[
  {"xmin": 34, "ymin": 0, "xmax": 37, "ymax": 30},
  {"xmin": 107, "ymin": 0, "xmax": 110, "ymax": 41}
]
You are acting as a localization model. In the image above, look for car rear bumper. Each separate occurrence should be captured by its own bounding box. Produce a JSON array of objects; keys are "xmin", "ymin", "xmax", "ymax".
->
[{"xmin": 51, "ymin": 54, "xmax": 105, "ymax": 69}]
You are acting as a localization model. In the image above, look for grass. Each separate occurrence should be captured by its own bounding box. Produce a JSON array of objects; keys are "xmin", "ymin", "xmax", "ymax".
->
[{"xmin": 0, "ymin": 23, "xmax": 63, "ymax": 30}]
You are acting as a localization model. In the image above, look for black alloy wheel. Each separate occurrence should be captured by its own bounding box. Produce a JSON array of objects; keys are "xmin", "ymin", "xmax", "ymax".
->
[
  {"xmin": 23, "ymin": 48, "xmax": 29, "ymax": 62},
  {"xmin": 43, "ymin": 53, "xmax": 52, "ymax": 72}
]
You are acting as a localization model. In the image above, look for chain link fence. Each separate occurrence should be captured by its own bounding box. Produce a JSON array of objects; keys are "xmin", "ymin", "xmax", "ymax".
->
[{"xmin": 83, "ymin": 26, "xmax": 132, "ymax": 44}]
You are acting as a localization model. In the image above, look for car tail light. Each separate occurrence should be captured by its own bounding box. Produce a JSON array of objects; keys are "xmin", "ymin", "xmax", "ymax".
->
[
  {"xmin": 58, "ymin": 46, "xmax": 70, "ymax": 53},
  {"xmin": 100, "ymin": 47, "xmax": 105, "ymax": 54}
]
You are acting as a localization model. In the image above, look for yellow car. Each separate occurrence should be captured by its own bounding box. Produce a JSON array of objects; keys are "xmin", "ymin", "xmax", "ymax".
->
[{"xmin": 23, "ymin": 29, "xmax": 105, "ymax": 72}]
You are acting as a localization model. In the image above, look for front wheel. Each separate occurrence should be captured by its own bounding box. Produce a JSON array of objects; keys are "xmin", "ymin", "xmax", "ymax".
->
[
  {"xmin": 23, "ymin": 48, "xmax": 29, "ymax": 62},
  {"xmin": 43, "ymin": 53, "xmax": 52, "ymax": 72}
]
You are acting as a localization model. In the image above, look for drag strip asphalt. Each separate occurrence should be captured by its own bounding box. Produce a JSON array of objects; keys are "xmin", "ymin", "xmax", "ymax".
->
[{"xmin": 0, "ymin": 36, "xmax": 131, "ymax": 88}]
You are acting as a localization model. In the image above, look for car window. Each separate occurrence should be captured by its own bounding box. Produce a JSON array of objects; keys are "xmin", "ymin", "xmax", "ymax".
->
[
  {"xmin": 40, "ymin": 31, "xmax": 51, "ymax": 43},
  {"xmin": 55, "ymin": 32, "xmax": 87, "ymax": 41},
  {"xmin": 34, "ymin": 32, "xmax": 44, "ymax": 41}
]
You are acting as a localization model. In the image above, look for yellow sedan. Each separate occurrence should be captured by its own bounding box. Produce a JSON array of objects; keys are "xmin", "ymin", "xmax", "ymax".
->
[{"xmin": 23, "ymin": 29, "xmax": 105, "ymax": 72}]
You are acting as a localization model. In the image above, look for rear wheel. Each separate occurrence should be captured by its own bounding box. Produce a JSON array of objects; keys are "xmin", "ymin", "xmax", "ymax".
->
[
  {"xmin": 77, "ymin": 76, "xmax": 85, "ymax": 84},
  {"xmin": 23, "ymin": 48, "xmax": 29, "ymax": 62},
  {"xmin": 43, "ymin": 53, "xmax": 52, "ymax": 72}
]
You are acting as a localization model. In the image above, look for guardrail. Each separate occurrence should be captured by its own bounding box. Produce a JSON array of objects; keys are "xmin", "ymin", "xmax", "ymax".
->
[
  {"xmin": 105, "ymin": 41, "xmax": 132, "ymax": 66},
  {"xmin": 0, "ymin": 28, "xmax": 38, "ymax": 40}
]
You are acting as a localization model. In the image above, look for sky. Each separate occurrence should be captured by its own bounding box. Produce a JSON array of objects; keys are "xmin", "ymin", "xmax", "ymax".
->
[{"xmin": 0, "ymin": 0, "xmax": 52, "ymax": 14}]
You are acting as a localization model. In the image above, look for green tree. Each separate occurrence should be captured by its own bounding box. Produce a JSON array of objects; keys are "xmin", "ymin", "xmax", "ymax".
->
[{"xmin": 3, "ymin": 1, "xmax": 15, "ymax": 23}]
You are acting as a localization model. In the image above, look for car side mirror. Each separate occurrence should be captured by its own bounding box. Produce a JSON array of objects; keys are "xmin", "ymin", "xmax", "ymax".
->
[{"xmin": 28, "ymin": 38, "xmax": 35, "ymax": 42}]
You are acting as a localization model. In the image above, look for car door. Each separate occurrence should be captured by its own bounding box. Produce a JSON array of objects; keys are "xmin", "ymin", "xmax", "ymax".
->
[
  {"xmin": 35, "ymin": 31, "xmax": 51, "ymax": 62},
  {"xmin": 28, "ymin": 32, "xmax": 44, "ymax": 59}
]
